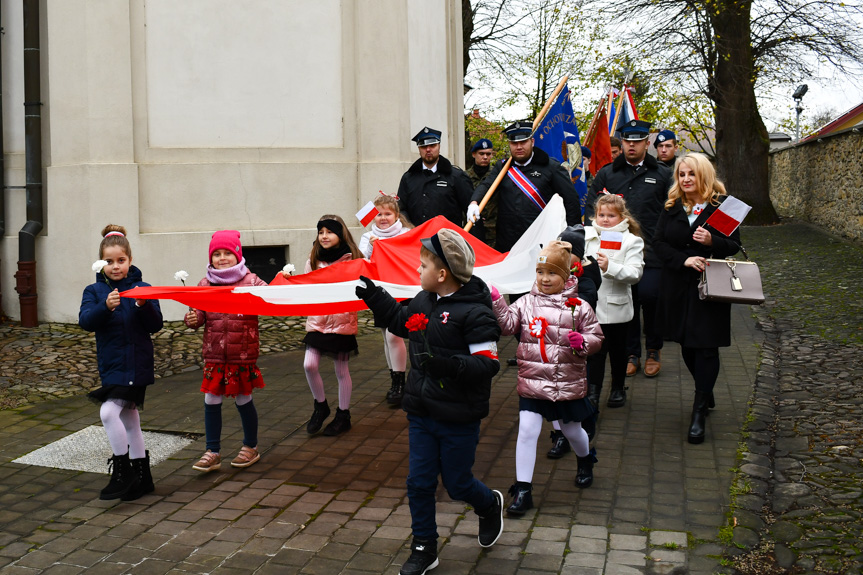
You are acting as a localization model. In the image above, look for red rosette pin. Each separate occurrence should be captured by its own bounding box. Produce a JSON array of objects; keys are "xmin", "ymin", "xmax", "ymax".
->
[{"xmin": 528, "ymin": 316, "xmax": 550, "ymax": 363}]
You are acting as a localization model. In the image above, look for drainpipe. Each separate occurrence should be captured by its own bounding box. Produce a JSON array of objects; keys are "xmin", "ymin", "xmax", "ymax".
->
[
  {"xmin": 0, "ymin": 8, "xmax": 6, "ymax": 320},
  {"xmin": 15, "ymin": 0, "xmax": 43, "ymax": 327}
]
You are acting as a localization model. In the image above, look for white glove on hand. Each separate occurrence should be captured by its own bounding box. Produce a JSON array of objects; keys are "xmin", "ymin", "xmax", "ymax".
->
[{"xmin": 467, "ymin": 203, "xmax": 481, "ymax": 224}]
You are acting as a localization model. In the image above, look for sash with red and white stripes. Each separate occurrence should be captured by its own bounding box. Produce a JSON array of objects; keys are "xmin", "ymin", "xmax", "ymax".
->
[{"xmin": 507, "ymin": 165, "xmax": 546, "ymax": 210}]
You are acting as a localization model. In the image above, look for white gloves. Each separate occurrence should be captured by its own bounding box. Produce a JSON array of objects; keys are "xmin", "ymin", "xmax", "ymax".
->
[{"xmin": 467, "ymin": 203, "xmax": 481, "ymax": 224}]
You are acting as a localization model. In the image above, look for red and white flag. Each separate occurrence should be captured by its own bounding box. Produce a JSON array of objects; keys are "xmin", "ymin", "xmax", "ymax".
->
[
  {"xmin": 356, "ymin": 201, "xmax": 379, "ymax": 227},
  {"xmin": 121, "ymin": 195, "xmax": 569, "ymax": 317},
  {"xmin": 704, "ymin": 196, "xmax": 752, "ymax": 236},
  {"xmin": 599, "ymin": 230, "xmax": 623, "ymax": 251}
]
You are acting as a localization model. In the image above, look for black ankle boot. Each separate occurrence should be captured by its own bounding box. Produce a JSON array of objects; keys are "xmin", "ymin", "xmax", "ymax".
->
[
  {"xmin": 546, "ymin": 430, "xmax": 571, "ymax": 459},
  {"xmin": 323, "ymin": 408, "xmax": 351, "ymax": 436},
  {"xmin": 506, "ymin": 482, "xmax": 533, "ymax": 516},
  {"xmin": 122, "ymin": 451, "xmax": 154, "ymax": 501},
  {"xmin": 307, "ymin": 400, "xmax": 331, "ymax": 434},
  {"xmin": 587, "ymin": 384, "xmax": 601, "ymax": 406},
  {"xmin": 100, "ymin": 453, "xmax": 139, "ymax": 500},
  {"xmin": 688, "ymin": 392, "xmax": 710, "ymax": 444},
  {"xmin": 607, "ymin": 387, "xmax": 626, "ymax": 408},
  {"xmin": 386, "ymin": 371, "xmax": 405, "ymax": 406},
  {"xmin": 575, "ymin": 448, "xmax": 597, "ymax": 488}
]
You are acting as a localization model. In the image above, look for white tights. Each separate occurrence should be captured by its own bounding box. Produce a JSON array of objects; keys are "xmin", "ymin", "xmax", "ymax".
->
[
  {"xmin": 100, "ymin": 399, "xmax": 146, "ymax": 459},
  {"xmin": 515, "ymin": 410, "xmax": 589, "ymax": 482},
  {"xmin": 304, "ymin": 347, "xmax": 352, "ymax": 410},
  {"xmin": 381, "ymin": 328, "xmax": 407, "ymax": 372}
]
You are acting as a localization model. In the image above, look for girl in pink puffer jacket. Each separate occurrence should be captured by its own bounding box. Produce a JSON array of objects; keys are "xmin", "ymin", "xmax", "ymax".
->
[
  {"xmin": 491, "ymin": 241, "xmax": 604, "ymax": 516},
  {"xmin": 303, "ymin": 215, "xmax": 363, "ymax": 437},
  {"xmin": 185, "ymin": 230, "xmax": 268, "ymax": 474}
]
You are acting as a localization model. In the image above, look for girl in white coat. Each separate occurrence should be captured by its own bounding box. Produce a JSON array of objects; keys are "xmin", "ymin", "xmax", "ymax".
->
[{"xmin": 585, "ymin": 194, "xmax": 645, "ymax": 408}]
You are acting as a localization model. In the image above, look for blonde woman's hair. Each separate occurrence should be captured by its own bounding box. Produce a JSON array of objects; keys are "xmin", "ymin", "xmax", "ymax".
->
[
  {"xmin": 99, "ymin": 224, "xmax": 131, "ymax": 259},
  {"xmin": 665, "ymin": 152, "xmax": 727, "ymax": 211},
  {"xmin": 594, "ymin": 194, "xmax": 642, "ymax": 237},
  {"xmin": 309, "ymin": 214, "xmax": 362, "ymax": 270}
]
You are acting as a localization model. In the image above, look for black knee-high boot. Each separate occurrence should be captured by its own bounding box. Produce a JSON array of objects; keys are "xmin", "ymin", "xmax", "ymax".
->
[{"xmin": 688, "ymin": 391, "xmax": 710, "ymax": 444}]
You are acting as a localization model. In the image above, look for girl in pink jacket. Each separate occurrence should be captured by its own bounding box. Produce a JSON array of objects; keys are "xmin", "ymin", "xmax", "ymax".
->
[
  {"xmin": 185, "ymin": 230, "xmax": 268, "ymax": 473},
  {"xmin": 304, "ymin": 215, "xmax": 362, "ymax": 437},
  {"xmin": 491, "ymin": 241, "xmax": 604, "ymax": 516}
]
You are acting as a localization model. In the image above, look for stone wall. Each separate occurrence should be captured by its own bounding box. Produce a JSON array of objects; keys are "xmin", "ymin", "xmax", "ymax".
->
[{"xmin": 769, "ymin": 129, "xmax": 863, "ymax": 241}]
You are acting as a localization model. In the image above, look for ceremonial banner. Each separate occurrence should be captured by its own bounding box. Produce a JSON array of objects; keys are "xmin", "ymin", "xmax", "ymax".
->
[
  {"xmin": 610, "ymin": 86, "xmax": 639, "ymax": 135},
  {"xmin": 124, "ymin": 196, "xmax": 569, "ymax": 316},
  {"xmin": 590, "ymin": 106, "xmax": 614, "ymax": 172},
  {"xmin": 704, "ymin": 196, "xmax": 752, "ymax": 236},
  {"xmin": 534, "ymin": 85, "xmax": 589, "ymax": 215}
]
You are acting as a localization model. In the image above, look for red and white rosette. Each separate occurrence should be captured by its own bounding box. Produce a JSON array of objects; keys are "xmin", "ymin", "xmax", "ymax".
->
[{"xmin": 528, "ymin": 316, "xmax": 549, "ymax": 363}]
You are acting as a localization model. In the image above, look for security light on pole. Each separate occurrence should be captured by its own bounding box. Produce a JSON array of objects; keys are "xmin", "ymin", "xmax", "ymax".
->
[{"xmin": 793, "ymin": 84, "xmax": 808, "ymax": 142}]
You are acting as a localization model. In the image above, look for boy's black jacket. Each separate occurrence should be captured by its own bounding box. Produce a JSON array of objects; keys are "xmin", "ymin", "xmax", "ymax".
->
[{"xmin": 361, "ymin": 276, "xmax": 501, "ymax": 423}]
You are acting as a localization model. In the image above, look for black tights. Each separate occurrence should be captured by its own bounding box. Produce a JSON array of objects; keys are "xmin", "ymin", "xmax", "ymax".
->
[
  {"xmin": 587, "ymin": 323, "xmax": 628, "ymax": 391},
  {"xmin": 680, "ymin": 347, "xmax": 720, "ymax": 393}
]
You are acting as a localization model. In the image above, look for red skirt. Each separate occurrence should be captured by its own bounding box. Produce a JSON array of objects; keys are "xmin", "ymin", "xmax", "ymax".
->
[{"xmin": 200, "ymin": 362, "xmax": 265, "ymax": 397}]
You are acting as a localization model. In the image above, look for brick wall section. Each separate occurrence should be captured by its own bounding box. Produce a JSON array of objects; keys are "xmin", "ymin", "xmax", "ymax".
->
[{"xmin": 768, "ymin": 130, "xmax": 863, "ymax": 241}]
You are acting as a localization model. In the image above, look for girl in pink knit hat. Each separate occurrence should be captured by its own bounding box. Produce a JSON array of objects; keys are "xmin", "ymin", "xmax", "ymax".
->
[{"xmin": 185, "ymin": 230, "xmax": 268, "ymax": 472}]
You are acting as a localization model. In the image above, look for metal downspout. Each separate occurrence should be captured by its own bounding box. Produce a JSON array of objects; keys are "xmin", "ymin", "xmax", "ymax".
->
[
  {"xmin": 0, "ymin": 6, "xmax": 6, "ymax": 320},
  {"xmin": 16, "ymin": 0, "xmax": 43, "ymax": 327}
]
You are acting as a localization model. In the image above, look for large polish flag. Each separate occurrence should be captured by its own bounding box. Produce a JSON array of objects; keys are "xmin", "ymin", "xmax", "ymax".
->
[
  {"xmin": 704, "ymin": 196, "xmax": 752, "ymax": 236},
  {"xmin": 123, "ymin": 196, "xmax": 569, "ymax": 316}
]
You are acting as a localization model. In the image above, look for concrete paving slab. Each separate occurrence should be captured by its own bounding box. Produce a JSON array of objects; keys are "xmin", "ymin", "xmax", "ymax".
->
[{"xmin": 11, "ymin": 426, "xmax": 193, "ymax": 473}]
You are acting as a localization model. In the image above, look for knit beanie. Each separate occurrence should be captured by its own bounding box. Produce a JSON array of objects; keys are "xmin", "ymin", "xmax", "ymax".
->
[
  {"xmin": 209, "ymin": 230, "xmax": 243, "ymax": 261},
  {"xmin": 557, "ymin": 225, "xmax": 585, "ymax": 259},
  {"xmin": 537, "ymin": 240, "xmax": 572, "ymax": 279}
]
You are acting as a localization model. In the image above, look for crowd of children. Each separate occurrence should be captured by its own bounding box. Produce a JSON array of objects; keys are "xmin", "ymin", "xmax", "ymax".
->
[{"xmin": 80, "ymin": 188, "xmax": 648, "ymax": 574}]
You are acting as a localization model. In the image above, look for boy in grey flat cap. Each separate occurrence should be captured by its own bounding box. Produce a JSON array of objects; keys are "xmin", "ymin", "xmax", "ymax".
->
[{"xmin": 356, "ymin": 228, "xmax": 503, "ymax": 575}]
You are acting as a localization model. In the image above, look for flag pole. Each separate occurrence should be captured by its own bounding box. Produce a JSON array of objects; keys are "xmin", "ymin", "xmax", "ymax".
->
[
  {"xmin": 610, "ymin": 84, "xmax": 627, "ymax": 138},
  {"xmin": 609, "ymin": 69, "xmax": 634, "ymax": 137},
  {"xmin": 465, "ymin": 75, "xmax": 569, "ymax": 232}
]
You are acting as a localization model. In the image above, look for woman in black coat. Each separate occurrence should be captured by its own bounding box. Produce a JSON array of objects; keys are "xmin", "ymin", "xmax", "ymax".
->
[{"xmin": 653, "ymin": 153, "xmax": 740, "ymax": 444}]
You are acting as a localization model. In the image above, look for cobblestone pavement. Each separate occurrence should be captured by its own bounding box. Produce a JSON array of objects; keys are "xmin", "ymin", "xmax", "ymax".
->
[
  {"xmin": 0, "ymin": 315, "xmax": 379, "ymax": 410},
  {"xmin": 0, "ymin": 220, "xmax": 858, "ymax": 574},
  {"xmin": 725, "ymin": 222, "xmax": 863, "ymax": 575}
]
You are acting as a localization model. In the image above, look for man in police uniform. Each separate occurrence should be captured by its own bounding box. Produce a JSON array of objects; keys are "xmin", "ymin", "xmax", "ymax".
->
[
  {"xmin": 654, "ymin": 129, "xmax": 679, "ymax": 169},
  {"xmin": 397, "ymin": 127, "xmax": 475, "ymax": 229},
  {"xmin": 466, "ymin": 138, "xmax": 497, "ymax": 247},
  {"xmin": 467, "ymin": 121, "xmax": 580, "ymax": 253},
  {"xmin": 585, "ymin": 119, "xmax": 672, "ymax": 400}
]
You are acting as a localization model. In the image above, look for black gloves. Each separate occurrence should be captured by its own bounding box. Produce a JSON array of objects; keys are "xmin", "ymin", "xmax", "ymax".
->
[
  {"xmin": 425, "ymin": 355, "xmax": 460, "ymax": 379},
  {"xmin": 355, "ymin": 275, "xmax": 377, "ymax": 300}
]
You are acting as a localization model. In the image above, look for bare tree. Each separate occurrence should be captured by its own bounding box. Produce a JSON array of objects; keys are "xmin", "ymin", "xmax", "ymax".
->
[
  {"xmin": 590, "ymin": 0, "xmax": 863, "ymax": 224},
  {"xmin": 464, "ymin": 0, "xmax": 590, "ymax": 119}
]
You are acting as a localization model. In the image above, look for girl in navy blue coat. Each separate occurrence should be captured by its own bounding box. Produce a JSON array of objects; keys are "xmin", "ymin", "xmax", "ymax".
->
[{"xmin": 79, "ymin": 224, "xmax": 163, "ymax": 501}]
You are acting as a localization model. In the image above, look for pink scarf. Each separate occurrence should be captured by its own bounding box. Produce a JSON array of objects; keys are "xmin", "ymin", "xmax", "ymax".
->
[{"xmin": 206, "ymin": 258, "xmax": 249, "ymax": 285}]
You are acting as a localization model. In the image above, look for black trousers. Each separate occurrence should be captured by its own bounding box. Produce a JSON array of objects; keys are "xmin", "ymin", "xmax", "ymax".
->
[
  {"xmin": 681, "ymin": 347, "xmax": 720, "ymax": 393},
  {"xmin": 626, "ymin": 267, "xmax": 663, "ymax": 357},
  {"xmin": 587, "ymin": 322, "xmax": 628, "ymax": 391}
]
